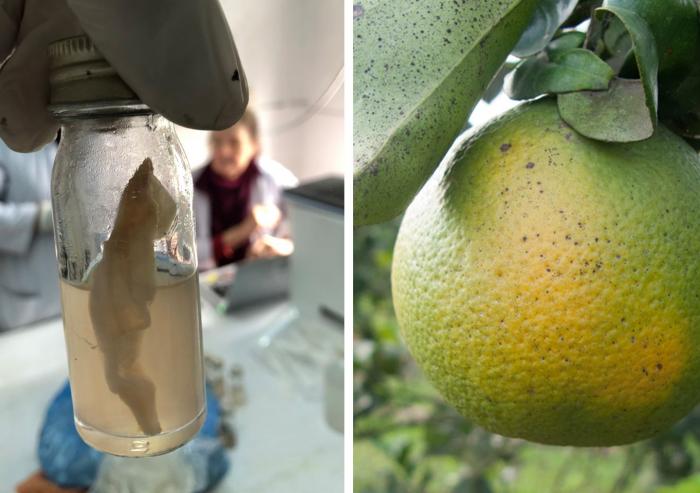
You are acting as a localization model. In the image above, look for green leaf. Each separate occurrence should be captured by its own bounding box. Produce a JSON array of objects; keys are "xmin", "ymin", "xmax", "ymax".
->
[
  {"xmin": 557, "ymin": 78, "xmax": 654, "ymax": 142},
  {"xmin": 353, "ymin": 0, "xmax": 539, "ymax": 226},
  {"xmin": 562, "ymin": 0, "xmax": 604, "ymax": 28},
  {"xmin": 377, "ymin": 426, "xmax": 429, "ymax": 468},
  {"xmin": 354, "ymin": 440, "xmax": 409, "ymax": 493},
  {"xmin": 557, "ymin": 3, "xmax": 659, "ymax": 143},
  {"xmin": 409, "ymin": 456, "xmax": 477, "ymax": 493},
  {"xmin": 597, "ymin": 4, "xmax": 659, "ymax": 127},
  {"xmin": 505, "ymin": 48, "xmax": 613, "ymax": 100},
  {"xmin": 658, "ymin": 473, "xmax": 700, "ymax": 493},
  {"xmin": 601, "ymin": 16, "xmax": 630, "ymax": 56},
  {"xmin": 512, "ymin": 0, "xmax": 579, "ymax": 57},
  {"xmin": 605, "ymin": 0, "xmax": 700, "ymax": 75},
  {"xmin": 604, "ymin": 0, "xmax": 700, "ymax": 138},
  {"xmin": 546, "ymin": 30, "xmax": 586, "ymax": 53},
  {"xmin": 587, "ymin": 15, "xmax": 638, "ymax": 73}
]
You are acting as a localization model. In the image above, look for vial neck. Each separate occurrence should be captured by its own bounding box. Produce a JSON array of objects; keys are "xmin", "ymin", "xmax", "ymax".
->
[
  {"xmin": 49, "ymin": 100, "xmax": 152, "ymax": 121},
  {"xmin": 58, "ymin": 112, "xmax": 171, "ymax": 137}
]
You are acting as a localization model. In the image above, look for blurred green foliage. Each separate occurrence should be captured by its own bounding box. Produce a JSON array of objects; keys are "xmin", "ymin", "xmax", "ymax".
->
[{"xmin": 354, "ymin": 220, "xmax": 700, "ymax": 493}]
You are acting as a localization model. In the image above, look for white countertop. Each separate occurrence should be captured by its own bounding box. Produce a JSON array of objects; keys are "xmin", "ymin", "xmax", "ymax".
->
[{"xmin": 0, "ymin": 294, "xmax": 343, "ymax": 492}]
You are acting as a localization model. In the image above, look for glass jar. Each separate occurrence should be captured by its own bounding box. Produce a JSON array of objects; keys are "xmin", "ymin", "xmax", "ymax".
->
[{"xmin": 48, "ymin": 36, "xmax": 205, "ymax": 457}]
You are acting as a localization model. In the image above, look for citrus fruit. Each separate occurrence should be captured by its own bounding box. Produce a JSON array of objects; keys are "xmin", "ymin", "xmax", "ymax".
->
[{"xmin": 392, "ymin": 99, "xmax": 700, "ymax": 446}]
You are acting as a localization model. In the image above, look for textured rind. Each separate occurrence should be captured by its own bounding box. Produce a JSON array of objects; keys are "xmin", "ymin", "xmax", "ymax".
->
[{"xmin": 392, "ymin": 99, "xmax": 700, "ymax": 446}]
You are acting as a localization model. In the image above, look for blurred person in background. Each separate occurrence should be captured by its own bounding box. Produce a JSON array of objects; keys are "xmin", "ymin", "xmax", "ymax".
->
[
  {"xmin": 0, "ymin": 139, "xmax": 59, "ymax": 331},
  {"xmin": 194, "ymin": 109, "xmax": 297, "ymax": 270}
]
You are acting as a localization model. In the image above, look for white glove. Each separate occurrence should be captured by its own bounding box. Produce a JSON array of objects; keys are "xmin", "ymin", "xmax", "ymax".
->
[{"xmin": 0, "ymin": 0, "xmax": 248, "ymax": 153}]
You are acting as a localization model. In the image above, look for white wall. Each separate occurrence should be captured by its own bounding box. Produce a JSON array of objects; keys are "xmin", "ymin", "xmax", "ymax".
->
[{"xmin": 175, "ymin": 0, "xmax": 345, "ymax": 181}]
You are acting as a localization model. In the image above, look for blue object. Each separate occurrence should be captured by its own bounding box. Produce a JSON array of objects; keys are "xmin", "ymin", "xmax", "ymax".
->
[{"xmin": 38, "ymin": 381, "xmax": 229, "ymax": 491}]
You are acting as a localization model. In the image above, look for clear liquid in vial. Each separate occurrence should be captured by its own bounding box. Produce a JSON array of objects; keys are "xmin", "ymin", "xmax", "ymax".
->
[{"xmin": 60, "ymin": 273, "xmax": 205, "ymax": 457}]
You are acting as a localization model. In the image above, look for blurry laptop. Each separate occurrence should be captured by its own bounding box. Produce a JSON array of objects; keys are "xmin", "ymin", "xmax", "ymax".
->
[{"xmin": 204, "ymin": 255, "xmax": 290, "ymax": 312}]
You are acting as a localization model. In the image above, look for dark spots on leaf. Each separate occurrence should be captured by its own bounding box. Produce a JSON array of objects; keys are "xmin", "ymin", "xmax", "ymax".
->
[
  {"xmin": 525, "ymin": 162, "xmax": 535, "ymax": 169},
  {"xmin": 656, "ymin": 363, "xmax": 663, "ymax": 370},
  {"xmin": 353, "ymin": 4, "xmax": 364, "ymax": 19},
  {"xmin": 642, "ymin": 367, "xmax": 648, "ymax": 376},
  {"xmin": 500, "ymin": 143, "xmax": 511, "ymax": 152}
]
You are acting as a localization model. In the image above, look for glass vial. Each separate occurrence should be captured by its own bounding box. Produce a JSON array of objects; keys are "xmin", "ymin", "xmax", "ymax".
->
[{"xmin": 48, "ymin": 36, "xmax": 205, "ymax": 457}]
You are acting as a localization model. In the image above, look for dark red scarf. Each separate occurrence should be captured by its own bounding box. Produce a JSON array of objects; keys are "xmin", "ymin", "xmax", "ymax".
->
[{"xmin": 195, "ymin": 161, "xmax": 260, "ymax": 265}]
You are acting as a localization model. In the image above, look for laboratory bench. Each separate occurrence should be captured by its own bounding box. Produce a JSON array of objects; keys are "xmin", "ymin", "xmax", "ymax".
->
[{"xmin": 0, "ymin": 288, "xmax": 344, "ymax": 492}]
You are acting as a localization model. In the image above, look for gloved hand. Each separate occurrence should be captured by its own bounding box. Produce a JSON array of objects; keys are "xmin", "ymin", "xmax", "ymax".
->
[
  {"xmin": 0, "ymin": 0, "xmax": 248, "ymax": 153},
  {"xmin": 252, "ymin": 203, "xmax": 282, "ymax": 231}
]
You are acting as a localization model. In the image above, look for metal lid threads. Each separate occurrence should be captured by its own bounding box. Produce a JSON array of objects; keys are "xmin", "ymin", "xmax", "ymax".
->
[{"xmin": 48, "ymin": 35, "xmax": 139, "ymax": 106}]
